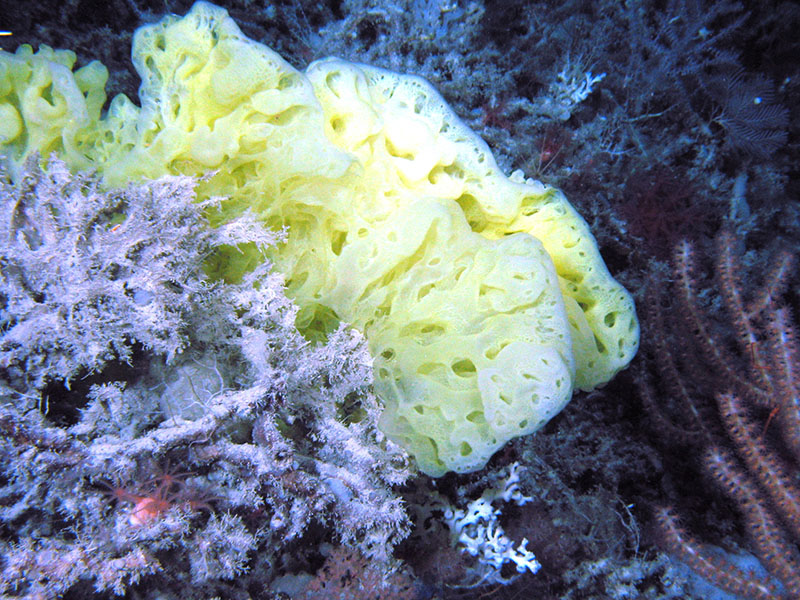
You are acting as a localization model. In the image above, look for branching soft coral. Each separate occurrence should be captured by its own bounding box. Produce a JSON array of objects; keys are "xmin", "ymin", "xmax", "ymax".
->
[
  {"xmin": 0, "ymin": 156, "xmax": 272, "ymax": 390},
  {"xmin": 0, "ymin": 160, "xmax": 413, "ymax": 598}
]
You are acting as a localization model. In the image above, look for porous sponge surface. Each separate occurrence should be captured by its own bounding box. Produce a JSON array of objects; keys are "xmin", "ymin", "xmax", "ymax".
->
[
  {"xmin": 0, "ymin": 1, "xmax": 638, "ymax": 476},
  {"xmin": 0, "ymin": 45, "xmax": 108, "ymax": 180},
  {"xmin": 306, "ymin": 58, "xmax": 638, "ymax": 391}
]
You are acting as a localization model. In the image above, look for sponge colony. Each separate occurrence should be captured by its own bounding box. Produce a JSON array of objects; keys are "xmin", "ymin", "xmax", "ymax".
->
[{"xmin": 0, "ymin": 1, "xmax": 639, "ymax": 476}]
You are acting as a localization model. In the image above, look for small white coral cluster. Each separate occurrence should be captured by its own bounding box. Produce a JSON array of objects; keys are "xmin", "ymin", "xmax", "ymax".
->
[
  {"xmin": 432, "ymin": 463, "xmax": 540, "ymax": 586},
  {"xmin": 533, "ymin": 58, "xmax": 607, "ymax": 122}
]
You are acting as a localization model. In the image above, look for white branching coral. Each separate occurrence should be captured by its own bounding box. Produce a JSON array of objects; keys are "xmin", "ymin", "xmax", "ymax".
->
[
  {"xmin": 0, "ymin": 159, "xmax": 413, "ymax": 597},
  {"xmin": 535, "ymin": 58, "xmax": 607, "ymax": 122},
  {"xmin": 0, "ymin": 155, "xmax": 273, "ymax": 389},
  {"xmin": 433, "ymin": 463, "xmax": 541, "ymax": 586}
]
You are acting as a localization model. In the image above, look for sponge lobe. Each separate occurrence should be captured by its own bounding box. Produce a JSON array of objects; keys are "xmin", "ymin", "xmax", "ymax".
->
[
  {"xmin": 371, "ymin": 228, "xmax": 574, "ymax": 476},
  {"xmin": 328, "ymin": 199, "xmax": 574, "ymax": 476},
  {"xmin": 306, "ymin": 58, "xmax": 639, "ymax": 391},
  {"xmin": 0, "ymin": 45, "xmax": 108, "ymax": 180}
]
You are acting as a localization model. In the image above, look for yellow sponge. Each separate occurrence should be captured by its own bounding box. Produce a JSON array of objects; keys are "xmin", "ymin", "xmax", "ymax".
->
[
  {"xmin": 0, "ymin": 1, "xmax": 638, "ymax": 476},
  {"xmin": 305, "ymin": 58, "xmax": 639, "ymax": 391},
  {"xmin": 0, "ymin": 44, "xmax": 107, "ymax": 180}
]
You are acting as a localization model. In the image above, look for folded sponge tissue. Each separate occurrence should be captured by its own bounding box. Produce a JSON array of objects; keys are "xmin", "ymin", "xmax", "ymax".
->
[{"xmin": 0, "ymin": 1, "xmax": 639, "ymax": 476}]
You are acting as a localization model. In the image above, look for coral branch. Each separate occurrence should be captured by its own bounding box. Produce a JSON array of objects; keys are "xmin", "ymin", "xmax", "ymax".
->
[
  {"xmin": 715, "ymin": 392, "xmax": 800, "ymax": 541},
  {"xmin": 705, "ymin": 448, "xmax": 800, "ymax": 596},
  {"xmin": 655, "ymin": 506, "xmax": 779, "ymax": 600},
  {"xmin": 643, "ymin": 228, "xmax": 800, "ymax": 597}
]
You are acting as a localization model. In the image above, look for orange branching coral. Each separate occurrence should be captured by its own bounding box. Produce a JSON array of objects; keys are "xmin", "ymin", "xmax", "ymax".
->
[{"xmin": 640, "ymin": 228, "xmax": 800, "ymax": 598}]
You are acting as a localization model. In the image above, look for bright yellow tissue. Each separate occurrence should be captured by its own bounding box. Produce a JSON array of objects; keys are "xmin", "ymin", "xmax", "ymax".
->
[{"xmin": 0, "ymin": 1, "xmax": 638, "ymax": 476}]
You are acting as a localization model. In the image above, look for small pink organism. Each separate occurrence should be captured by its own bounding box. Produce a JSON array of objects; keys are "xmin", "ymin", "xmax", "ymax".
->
[{"xmin": 99, "ymin": 463, "xmax": 212, "ymax": 526}]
